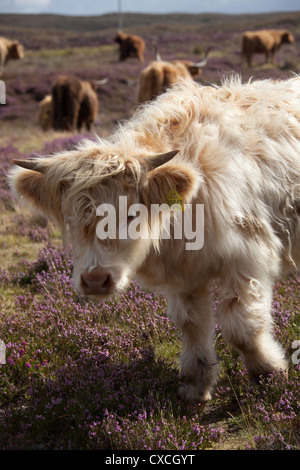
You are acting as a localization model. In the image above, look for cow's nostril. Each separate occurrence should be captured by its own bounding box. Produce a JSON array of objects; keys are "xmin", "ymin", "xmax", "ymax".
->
[
  {"xmin": 80, "ymin": 275, "xmax": 88, "ymax": 290},
  {"xmin": 80, "ymin": 269, "xmax": 112, "ymax": 296},
  {"xmin": 102, "ymin": 274, "xmax": 111, "ymax": 291}
]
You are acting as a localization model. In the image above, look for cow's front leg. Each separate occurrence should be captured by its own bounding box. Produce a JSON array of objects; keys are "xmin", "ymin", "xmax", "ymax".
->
[{"xmin": 167, "ymin": 286, "xmax": 219, "ymax": 402}]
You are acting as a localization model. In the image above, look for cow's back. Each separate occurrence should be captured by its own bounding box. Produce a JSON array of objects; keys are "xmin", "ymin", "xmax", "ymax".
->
[
  {"xmin": 168, "ymin": 61, "xmax": 193, "ymax": 82},
  {"xmin": 137, "ymin": 60, "xmax": 193, "ymax": 104},
  {"xmin": 243, "ymin": 31, "xmax": 273, "ymax": 53}
]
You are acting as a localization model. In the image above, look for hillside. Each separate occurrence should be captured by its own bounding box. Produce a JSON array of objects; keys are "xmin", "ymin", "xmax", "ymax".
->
[
  {"xmin": 0, "ymin": 11, "xmax": 299, "ymax": 48},
  {"xmin": 0, "ymin": 11, "xmax": 300, "ymax": 32}
]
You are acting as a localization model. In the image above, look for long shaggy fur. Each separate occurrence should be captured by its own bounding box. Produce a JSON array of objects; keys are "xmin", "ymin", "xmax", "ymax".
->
[{"xmin": 10, "ymin": 76, "xmax": 300, "ymax": 402}]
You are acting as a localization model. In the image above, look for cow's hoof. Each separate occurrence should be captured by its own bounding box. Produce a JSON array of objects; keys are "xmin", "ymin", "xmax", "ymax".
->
[{"xmin": 178, "ymin": 384, "xmax": 212, "ymax": 403}]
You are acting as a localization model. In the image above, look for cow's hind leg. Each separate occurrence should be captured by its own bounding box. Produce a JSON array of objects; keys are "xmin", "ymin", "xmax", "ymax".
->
[
  {"xmin": 217, "ymin": 275, "xmax": 288, "ymax": 378},
  {"xmin": 168, "ymin": 286, "xmax": 219, "ymax": 402}
]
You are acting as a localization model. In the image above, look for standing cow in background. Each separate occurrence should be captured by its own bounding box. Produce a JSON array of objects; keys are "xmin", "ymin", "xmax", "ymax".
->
[
  {"xmin": 241, "ymin": 29, "xmax": 294, "ymax": 67},
  {"xmin": 136, "ymin": 55, "xmax": 208, "ymax": 104},
  {"xmin": 11, "ymin": 76, "xmax": 300, "ymax": 403},
  {"xmin": 51, "ymin": 75, "xmax": 99, "ymax": 132},
  {"xmin": 0, "ymin": 37, "xmax": 24, "ymax": 76},
  {"xmin": 115, "ymin": 31, "xmax": 145, "ymax": 63}
]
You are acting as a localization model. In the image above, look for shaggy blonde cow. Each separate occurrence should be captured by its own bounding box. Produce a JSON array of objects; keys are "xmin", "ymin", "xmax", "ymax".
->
[
  {"xmin": 241, "ymin": 29, "xmax": 295, "ymax": 66},
  {"xmin": 10, "ymin": 77, "xmax": 300, "ymax": 402},
  {"xmin": 0, "ymin": 37, "xmax": 24, "ymax": 76},
  {"xmin": 136, "ymin": 57, "xmax": 208, "ymax": 104}
]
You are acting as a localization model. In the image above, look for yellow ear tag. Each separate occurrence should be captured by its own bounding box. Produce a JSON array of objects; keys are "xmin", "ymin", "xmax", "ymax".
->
[{"xmin": 166, "ymin": 189, "xmax": 184, "ymax": 211}]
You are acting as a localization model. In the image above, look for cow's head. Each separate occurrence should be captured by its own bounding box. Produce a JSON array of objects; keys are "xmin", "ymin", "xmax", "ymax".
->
[
  {"xmin": 10, "ymin": 144, "xmax": 200, "ymax": 299},
  {"xmin": 114, "ymin": 31, "xmax": 126, "ymax": 44},
  {"xmin": 9, "ymin": 41, "xmax": 24, "ymax": 60},
  {"xmin": 281, "ymin": 31, "xmax": 295, "ymax": 44},
  {"xmin": 182, "ymin": 49, "xmax": 210, "ymax": 78}
]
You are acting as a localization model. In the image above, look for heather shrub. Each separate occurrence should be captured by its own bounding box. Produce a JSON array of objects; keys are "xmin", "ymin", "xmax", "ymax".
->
[{"xmin": 0, "ymin": 241, "xmax": 299, "ymax": 449}]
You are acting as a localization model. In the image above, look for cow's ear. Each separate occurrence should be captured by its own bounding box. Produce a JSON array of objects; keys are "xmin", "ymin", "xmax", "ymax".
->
[
  {"xmin": 142, "ymin": 162, "xmax": 200, "ymax": 206},
  {"xmin": 9, "ymin": 163, "xmax": 64, "ymax": 224}
]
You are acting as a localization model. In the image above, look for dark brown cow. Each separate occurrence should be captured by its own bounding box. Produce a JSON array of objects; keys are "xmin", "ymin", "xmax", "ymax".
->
[
  {"xmin": 0, "ymin": 37, "xmax": 24, "ymax": 76},
  {"xmin": 115, "ymin": 31, "xmax": 145, "ymax": 63},
  {"xmin": 241, "ymin": 29, "xmax": 295, "ymax": 67},
  {"xmin": 51, "ymin": 75, "xmax": 99, "ymax": 132}
]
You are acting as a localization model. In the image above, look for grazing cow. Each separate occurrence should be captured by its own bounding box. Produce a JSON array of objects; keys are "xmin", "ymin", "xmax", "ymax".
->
[
  {"xmin": 115, "ymin": 31, "xmax": 145, "ymax": 63},
  {"xmin": 11, "ymin": 76, "xmax": 300, "ymax": 402},
  {"xmin": 51, "ymin": 75, "xmax": 99, "ymax": 132},
  {"xmin": 136, "ymin": 56, "xmax": 208, "ymax": 104},
  {"xmin": 241, "ymin": 29, "xmax": 295, "ymax": 66},
  {"xmin": 0, "ymin": 37, "xmax": 24, "ymax": 76}
]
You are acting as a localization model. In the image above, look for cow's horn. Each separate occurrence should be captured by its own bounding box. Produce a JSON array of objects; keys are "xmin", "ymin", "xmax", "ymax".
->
[
  {"xmin": 146, "ymin": 150, "xmax": 179, "ymax": 171},
  {"xmin": 192, "ymin": 46, "xmax": 211, "ymax": 68},
  {"xmin": 192, "ymin": 58, "xmax": 207, "ymax": 68},
  {"xmin": 13, "ymin": 159, "xmax": 46, "ymax": 173},
  {"xmin": 154, "ymin": 44, "xmax": 162, "ymax": 61},
  {"xmin": 94, "ymin": 77, "xmax": 108, "ymax": 86}
]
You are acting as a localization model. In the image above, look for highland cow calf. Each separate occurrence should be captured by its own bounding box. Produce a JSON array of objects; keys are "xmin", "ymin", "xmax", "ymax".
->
[
  {"xmin": 115, "ymin": 31, "xmax": 145, "ymax": 63},
  {"xmin": 241, "ymin": 29, "xmax": 294, "ymax": 66},
  {"xmin": 52, "ymin": 75, "xmax": 99, "ymax": 131},
  {"xmin": 10, "ymin": 77, "xmax": 300, "ymax": 402},
  {"xmin": 0, "ymin": 36, "xmax": 24, "ymax": 76}
]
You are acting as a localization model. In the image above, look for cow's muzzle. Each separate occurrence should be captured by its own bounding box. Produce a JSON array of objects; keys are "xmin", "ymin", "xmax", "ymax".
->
[{"xmin": 80, "ymin": 268, "xmax": 113, "ymax": 296}]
